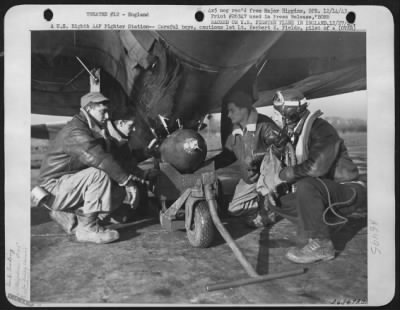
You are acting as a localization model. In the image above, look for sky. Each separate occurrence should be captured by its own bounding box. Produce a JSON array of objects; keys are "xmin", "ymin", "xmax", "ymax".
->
[
  {"xmin": 31, "ymin": 114, "xmax": 73, "ymax": 125},
  {"xmin": 31, "ymin": 90, "xmax": 367, "ymax": 125}
]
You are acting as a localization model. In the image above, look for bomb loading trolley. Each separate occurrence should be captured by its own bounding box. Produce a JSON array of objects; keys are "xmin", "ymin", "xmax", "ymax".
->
[{"xmin": 154, "ymin": 128, "xmax": 219, "ymax": 248}]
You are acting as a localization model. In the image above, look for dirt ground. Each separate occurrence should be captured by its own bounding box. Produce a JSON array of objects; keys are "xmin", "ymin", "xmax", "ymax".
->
[
  {"xmin": 30, "ymin": 158, "xmax": 367, "ymax": 305},
  {"xmin": 31, "ymin": 206, "xmax": 367, "ymax": 305},
  {"xmin": 29, "ymin": 131, "xmax": 368, "ymax": 305}
]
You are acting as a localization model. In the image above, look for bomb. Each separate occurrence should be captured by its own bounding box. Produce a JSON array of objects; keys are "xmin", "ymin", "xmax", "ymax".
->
[{"xmin": 160, "ymin": 129, "xmax": 207, "ymax": 173}]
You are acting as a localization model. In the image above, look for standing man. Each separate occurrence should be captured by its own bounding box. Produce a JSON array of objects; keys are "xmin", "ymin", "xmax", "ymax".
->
[
  {"xmin": 38, "ymin": 92, "xmax": 145, "ymax": 244},
  {"xmin": 209, "ymin": 91, "xmax": 283, "ymax": 227},
  {"xmin": 257, "ymin": 89, "xmax": 367, "ymax": 263}
]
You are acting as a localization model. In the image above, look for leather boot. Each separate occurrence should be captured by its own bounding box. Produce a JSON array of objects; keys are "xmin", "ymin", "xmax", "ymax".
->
[{"xmin": 75, "ymin": 212, "xmax": 119, "ymax": 244}]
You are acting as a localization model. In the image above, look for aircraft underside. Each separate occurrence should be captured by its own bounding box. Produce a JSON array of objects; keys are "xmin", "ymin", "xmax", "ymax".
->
[{"xmin": 31, "ymin": 30, "xmax": 366, "ymax": 156}]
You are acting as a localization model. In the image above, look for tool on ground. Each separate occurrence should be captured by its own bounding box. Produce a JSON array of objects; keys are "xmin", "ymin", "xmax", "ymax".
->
[{"xmin": 206, "ymin": 268, "xmax": 305, "ymax": 292}]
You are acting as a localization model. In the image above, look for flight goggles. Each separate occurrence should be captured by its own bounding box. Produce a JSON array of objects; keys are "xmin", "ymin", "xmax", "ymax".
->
[{"xmin": 272, "ymin": 91, "xmax": 308, "ymax": 110}]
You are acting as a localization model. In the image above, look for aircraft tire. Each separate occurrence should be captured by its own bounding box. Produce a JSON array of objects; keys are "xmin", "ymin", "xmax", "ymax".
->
[{"xmin": 186, "ymin": 201, "xmax": 215, "ymax": 248}]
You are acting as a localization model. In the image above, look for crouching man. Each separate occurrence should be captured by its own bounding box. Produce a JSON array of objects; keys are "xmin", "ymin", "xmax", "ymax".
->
[
  {"xmin": 38, "ymin": 92, "xmax": 150, "ymax": 244},
  {"xmin": 257, "ymin": 89, "xmax": 367, "ymax": 263},
  {"xmin": 103, "ymin": 108, "xmax": 159, "ymax": 223},
  {"xmin": 207, "ymin": 91, "xmax": 284, "ymax": 228}
]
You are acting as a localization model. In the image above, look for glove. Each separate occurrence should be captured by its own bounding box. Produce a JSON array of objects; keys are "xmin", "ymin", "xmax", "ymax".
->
[
  {"xmin": 265, "ymin": 193, "xmax": 277, "ymax": 207},
  {"xmin": 274, "ymin": 129, "xmax": 291, "ymax": 149},
  {"xmin": 124, "ymin": 181, "xmax": 140, "ymax": 210},
  {"xmin": 256, "ymin": 147, "xmax": 286, "ymax": 197}
]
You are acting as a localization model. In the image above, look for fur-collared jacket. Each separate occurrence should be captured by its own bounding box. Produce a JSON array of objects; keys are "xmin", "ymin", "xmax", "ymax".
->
[
  {"xmin": 279, "ymin": 110, "xmax": 359, "ymax": 183},
  {"xmin": 38, "ymin": 110, "xmax": 130, "ymax": 185}
]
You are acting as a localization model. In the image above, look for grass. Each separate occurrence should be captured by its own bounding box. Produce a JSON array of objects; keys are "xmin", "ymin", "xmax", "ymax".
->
[
  {"xmin": 340, "ymin": 131, "xmax": 367, "ymax": 148},
  {"xmin": 340, "ymin": 132, "xmax": 367, "ymax": 175}
]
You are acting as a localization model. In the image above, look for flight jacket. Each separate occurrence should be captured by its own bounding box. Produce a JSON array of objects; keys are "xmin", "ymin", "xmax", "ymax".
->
[
  {"xmin": 279, "ymin": 116, "xmax": 359, "ymax": 183},
  {"xmin": 38, "ymin": 110, "xmax": 130, "ymax": 186}
]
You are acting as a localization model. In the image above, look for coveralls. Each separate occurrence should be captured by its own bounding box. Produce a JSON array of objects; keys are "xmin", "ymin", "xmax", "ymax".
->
[{"xmin": 213, "ymin": 108, "xmax": 281, "ymax": 216}]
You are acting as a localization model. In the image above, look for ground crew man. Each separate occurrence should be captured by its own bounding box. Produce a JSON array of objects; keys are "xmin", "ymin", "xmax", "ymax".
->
[
  {"xmin": 100, "ymin": 108, "xmax": 159, "ymax": 224},
  {"xmin": 38, "ymin": 92, "xmax": 154, "ymax": 244},
  {"xmin": 208, "ymin": 91, "xmax": 283, "ymax": 227},
  {"xmin": 256, "ymin": 89, "xmax": 367, "ymax": 263}
]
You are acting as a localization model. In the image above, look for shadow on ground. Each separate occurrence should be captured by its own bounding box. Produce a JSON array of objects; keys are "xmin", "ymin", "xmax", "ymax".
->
[
  {"xmin": 254, "ymin": 213, "xmax": 367, "ymax": 276},
  {"xmin": 116, "ymin": 217, "xmax": 160, "ymax": 242},
  {"xmin": 203, "ymin": 193, "xmax": 260, "ymax": 248},
  {"xmin": 31, "ymin": 206, "xmax": 52, "ymax": 226},
  {"xmin": 331, "ymin": 217, "xmax": 367, "ymax": 253},
  {"xmin": 209, "ymin": 218, "xmax": 256, "ymax": 248}
]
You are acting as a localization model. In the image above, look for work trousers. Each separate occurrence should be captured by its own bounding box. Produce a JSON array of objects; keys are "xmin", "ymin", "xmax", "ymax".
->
[
  {"xmin": 228, "ymin": 179, "xmax": 259, "ymax": 216},
  {"xmin": 270, "ymin": 177, "xmax": 367, "ymax": 239},
  {"xmin": 41, "ymin": 167, "xmax": 126, "ymax": 216}
]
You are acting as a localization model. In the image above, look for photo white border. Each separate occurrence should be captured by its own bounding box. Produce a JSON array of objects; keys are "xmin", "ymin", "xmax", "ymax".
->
[{"xmin": 4, "ymin": 4, "xmax": 396, "ymax": 306}]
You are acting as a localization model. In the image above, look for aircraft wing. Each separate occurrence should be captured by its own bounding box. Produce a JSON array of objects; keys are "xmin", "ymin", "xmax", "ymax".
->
[
  {"xmin": 253, "ymin": 31, "xmax": 366, "ymax": 108},
  {"xmin": 31, "ymin": 30, "xmax": 365, "ymax": 145}
]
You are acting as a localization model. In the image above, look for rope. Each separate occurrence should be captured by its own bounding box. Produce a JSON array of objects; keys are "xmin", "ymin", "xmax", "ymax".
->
[
  {"xmin": 282, "ymin": 130, "xmax": 357, "ymax": 227},
  {"xmin": 316, "ymin": 177, "xmax": 357, "ymax": 226}
]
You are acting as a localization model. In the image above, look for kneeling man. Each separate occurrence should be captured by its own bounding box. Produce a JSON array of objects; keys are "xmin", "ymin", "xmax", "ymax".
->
[
  {"xmin": 38, "ymin": 92, "xmax": 147, "ymax": 244},
  {"xmin": 257, "ymin": 89, "xmax": 367, "ymax": 263},
  {"xmin": 208, "ymin": 91, "xmax": 283, "ymax": 227}
]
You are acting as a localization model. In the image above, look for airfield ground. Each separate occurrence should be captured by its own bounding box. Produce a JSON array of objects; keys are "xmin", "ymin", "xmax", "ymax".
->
[{"xmin": 30, "ymin": 132, "xmax": 367, "ymax": 305}]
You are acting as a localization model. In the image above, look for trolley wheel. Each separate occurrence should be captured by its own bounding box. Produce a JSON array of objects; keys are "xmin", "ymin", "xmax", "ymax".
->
[{"xmin": 186, "ymin": 201, "xmax": 215, "ymax": 248}]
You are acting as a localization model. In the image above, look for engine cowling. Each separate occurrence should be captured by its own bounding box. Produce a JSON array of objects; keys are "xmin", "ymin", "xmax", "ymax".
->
[{"xmin": 160, "ymin": 129, "xmax": 207, "ymax": 173}]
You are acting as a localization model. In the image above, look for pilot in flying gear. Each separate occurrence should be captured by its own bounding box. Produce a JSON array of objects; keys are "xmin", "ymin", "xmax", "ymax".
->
[
  {"xmin": 256, "ymin": 89, "xmax": 367, "ymax": 264},
  {"xmin": 208, "ymin": 90, "xmax": 283, "ymax": 228},
  {"xmin": 38, "ymin": 92, "xmax": 156, "ymax": 244}
]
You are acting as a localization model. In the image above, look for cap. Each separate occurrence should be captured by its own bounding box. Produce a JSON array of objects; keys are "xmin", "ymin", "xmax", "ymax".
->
[
  {"xmin": 224, "ymin": 91, "xmax": 253, "ymax": 109},
  {"xmin": 80, "ymin": 92, "xmax": 109, "ymax": 108}
]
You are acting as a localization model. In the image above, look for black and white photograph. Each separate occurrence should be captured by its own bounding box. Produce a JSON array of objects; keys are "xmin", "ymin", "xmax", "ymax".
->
[{"xmin": 4, "ymin": 5, "xmax": 395, "ymax": 306}]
